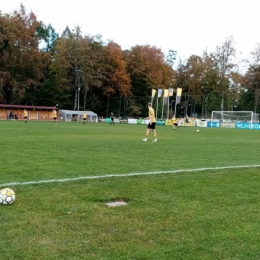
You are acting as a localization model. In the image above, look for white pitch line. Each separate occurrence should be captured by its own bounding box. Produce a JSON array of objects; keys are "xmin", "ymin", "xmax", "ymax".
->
[{"xmin": 1, "ymin": 164, "xmax": 260, "ymax": 187}]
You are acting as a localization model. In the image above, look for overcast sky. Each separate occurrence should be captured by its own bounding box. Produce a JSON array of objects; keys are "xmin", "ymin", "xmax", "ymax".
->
[{"xmin": 1, "ymin": 0, "xmax": 260, "ymax": 62}]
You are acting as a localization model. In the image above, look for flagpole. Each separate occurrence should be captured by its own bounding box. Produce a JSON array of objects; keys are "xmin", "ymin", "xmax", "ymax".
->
[
  {"xmin": 161, "ymin": 91, "xmax": 164, "ymax": 119},
  {"xmin": 174, "ymin": 89, "xmax": 177, "ymax": 118},
  {"xmin": 167, "ymin": 90, "xmax": 170, "ymax": 119},
  {"xmin": 156, "ymin": 95, "xmax": 159, "ymax": 120}
]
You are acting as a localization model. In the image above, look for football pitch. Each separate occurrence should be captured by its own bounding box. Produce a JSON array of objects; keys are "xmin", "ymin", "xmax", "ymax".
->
[{"xmin": 1, "ymin": 121, "xmax": 260, "ymax": 259}]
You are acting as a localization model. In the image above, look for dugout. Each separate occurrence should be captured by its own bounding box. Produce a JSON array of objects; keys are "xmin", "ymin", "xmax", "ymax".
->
[
  {"xmin": 0, "ymin": 104, "xmax": 57, "ymax": 121},
  {"xmin": 59, "ymin": 110, "xmax": 98, "ymax": 122}
]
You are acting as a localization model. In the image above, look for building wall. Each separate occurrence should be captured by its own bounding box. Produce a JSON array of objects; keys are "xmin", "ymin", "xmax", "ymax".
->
[
  {"xmin": 0, "ymin": 108, "xmax": 58, "ymax": 121},
  {"xmin": 0, "ymin": 109, "xmax": 6, "ymax": 119}
]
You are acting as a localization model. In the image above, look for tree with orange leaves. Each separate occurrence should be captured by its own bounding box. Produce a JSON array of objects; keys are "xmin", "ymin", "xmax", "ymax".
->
[
  {"xmin": 102, "ymin": 41, "xmax": 131, "ymax": 98},
  {"xmin": 0, "ymin": 5, "xmax": 51, "ymax": 104}
]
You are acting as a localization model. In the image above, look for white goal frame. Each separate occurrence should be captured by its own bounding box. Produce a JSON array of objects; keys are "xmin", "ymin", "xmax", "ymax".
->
[{"xmin": 211, "ymin": 111, "xmax": 259, "ymax": 129}]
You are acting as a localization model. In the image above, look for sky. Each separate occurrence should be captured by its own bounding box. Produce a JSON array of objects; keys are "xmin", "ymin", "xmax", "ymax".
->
[{"xmin": 1, "ymin": 0, "xmax": 260, "ymax": 64}]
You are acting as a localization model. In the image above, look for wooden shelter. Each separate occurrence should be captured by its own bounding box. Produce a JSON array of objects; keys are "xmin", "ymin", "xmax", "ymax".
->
[{"xmin": 0, "ymin": 104, "xmax": 57, "ymax": 121}]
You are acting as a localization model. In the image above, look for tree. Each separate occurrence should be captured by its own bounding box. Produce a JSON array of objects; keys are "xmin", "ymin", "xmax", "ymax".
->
[
  {"xmin": 166, "ymin": 50, "xmax": 177, "ymax": 68},
  {"xmin": 244, "ymin": 65, "xmax": 260, "ymax": 113},
  {"xmin": 50, "ymin": 26, "xmax": 90, "ymax": 109},
  {"xmin": 124, "ymin": 45, "xmax": 172, "ymax": 115},
  {"xmin": 125, "ymin": 45, "xmax": 167, "ymax": 94},
  {"xmin": 38, "ymin": 23, "xmax": 58, "ymax": 53},
  {"xmin": 102, "ymin": 41, "xmax": 131, "ymax": 97},
  {"xmin": 0, "ymin": 5, "xmax": 51, "ymax": 104},
  {"xmin": 214, "ymin": 36, "xmax": 236, "ymax": 110}
]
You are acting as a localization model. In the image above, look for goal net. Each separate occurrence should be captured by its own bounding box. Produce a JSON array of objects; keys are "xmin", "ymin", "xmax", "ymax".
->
[{"xmin": 211, "ymin": 111, "xmax": 259, "ymax": 129}]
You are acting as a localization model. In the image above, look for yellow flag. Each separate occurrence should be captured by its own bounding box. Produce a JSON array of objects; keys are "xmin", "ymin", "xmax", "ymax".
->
[
  {"xmin": 152, "ymin": 89, "xmax": 156, "ymax": 98},
  {"xmin": 176, "ymin": 88, "xmax": 182, "ymax": 104},
  {"xmin": 177, "ymin": 88, "xmax": 182, "ymax": 96},
  {"xmin": 164, "ymin": 89, "xmax": 169, "ymax": 97}
]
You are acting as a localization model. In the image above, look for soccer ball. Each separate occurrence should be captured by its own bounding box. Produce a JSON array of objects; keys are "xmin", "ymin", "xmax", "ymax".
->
[
  {"xmin": 196, "ymin": 129, "xmax": 200, "ymax": 133},
  {"xmin": 0, "ymin": 188, "xmax": 15, "ymax": 205}
]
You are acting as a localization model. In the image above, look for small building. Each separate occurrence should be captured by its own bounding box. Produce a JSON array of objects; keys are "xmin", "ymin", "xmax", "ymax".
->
[
  {"xmin": 59, "ymin": 110, "xmax": 98, "ymax": 122},
  {"xmin": 0, "ymin": 104, "xmax": 57, "ymax": 121}
]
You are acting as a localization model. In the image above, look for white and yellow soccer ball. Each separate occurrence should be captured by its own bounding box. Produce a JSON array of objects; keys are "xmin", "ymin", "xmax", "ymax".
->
[{"xmin": 0, "ymin": 188, "xmax": 16, "ymax": 205}]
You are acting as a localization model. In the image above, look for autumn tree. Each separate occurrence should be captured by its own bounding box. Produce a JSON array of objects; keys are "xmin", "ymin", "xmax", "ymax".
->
[
  {"xmin": 244, "ymin": 65, "xmax": 260, "ymax": 113},
  {"xmin": 125, "ymin": 45, "xmax": 167, "ymax": 94},
  {"xmin": 96, "ymin": 41, "xmax": 131, "ymax": 116},
  {"xmin": 102, "ymin": 41, "xmax": 131, "ymax": 97},
  {"xmin": 214, "ymin": 36, "xmax": 236, "ymax": 110},
  {"xmin": 124, "ymin": 45, "xmax": 172, "ymax": 115},
  {"xmin": 166, "ymin": 50, "xmax": 177, "ymax": 68},
  {"xmin": 48, "ymin": 31, "xmax": 73, "ymax": 107},
  {"xmin": 50, "ymin": 26, "xmax": 91, "ymax": 109},
  {"xmin": 241, "ymin": 43, "xmax": 260, "ymax": 114},
  {"xmin": 0, "ymin": 5, "xmax": 51, "ymax": 104}
]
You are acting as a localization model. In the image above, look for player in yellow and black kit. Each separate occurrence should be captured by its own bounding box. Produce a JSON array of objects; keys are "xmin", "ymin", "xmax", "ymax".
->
[
  {"xmin": 83, "ymin": 112, "xmax": 87, "ymax": 124},
  {"xmin": 172, "ymin": 116, "xmax": 179, "ymax": 130},
  {"xmin": 141, "ymin": 103, "xmax": 157, "ymax": 142},
  {"xmin": 24, "ymin": 109, "xmax": 28, "ymax": 123},
  {"xmin": 53, "ymin": 109, "xmax": 57, "ymax": 124}
]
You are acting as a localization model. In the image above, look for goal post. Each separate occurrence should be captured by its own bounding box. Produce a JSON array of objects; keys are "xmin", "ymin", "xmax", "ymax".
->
[{"xmin": 211, "ymin": 111, "xmax": 259, "ymax": 129}]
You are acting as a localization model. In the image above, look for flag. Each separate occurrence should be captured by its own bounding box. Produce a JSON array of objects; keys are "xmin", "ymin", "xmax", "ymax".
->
[
  {"xmin": 169, "ymin": 88, "xmax": 174, "ymax": 97},
  {"xmin": 163, "ymin": 89, "xmax": 169, "ymax": 97},
  {"xmin": 161, "ymin": 89, "xmax": 169, "ymax": 119},
  {"xmin": 163, "ymin": 89, "xmax": 169, "ymax": 105},
  {"xmin": 176, "ymin": 88, "xmax": 182, "ymax": 104},
  {"xmin": 151, "ymin": 89, "xmax": 156, "ymax": 104},
  {"xmin": 152, "ymin": 89, "xmax": 156, "ymax": 98},
  {"xmin": 158, "ymin": 89, "xmax": 163, "ymax": 98}
]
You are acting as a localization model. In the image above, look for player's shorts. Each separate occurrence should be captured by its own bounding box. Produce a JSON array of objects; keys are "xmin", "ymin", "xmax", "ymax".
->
[
  {"xmin": 185, "ymin": 119, "xmax": 188, "ymax": 123},
  {"xmin": 147, "ymin": 122, "xmax": 156, "ymax": 129},
  {"xmin": 53, "ymin": 117, "xmax": 57, "ymax": 120},
  {"xmin": 173, "ymin": 123, "xmax": 178, "ymax": 126},
  {"xmin": 24, "ymin": 116, "xmax": 27, "ymax": 119},
  {"xmin": 83, "ymin": 118, "xmax": 86, "ymax": 121}
]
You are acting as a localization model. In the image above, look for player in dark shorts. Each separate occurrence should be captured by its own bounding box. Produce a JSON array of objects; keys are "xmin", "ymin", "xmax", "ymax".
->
[
  {"xmin": 83, "ymin": 112, "xmax": 87, "ymax": 124},
  {"xmin": 185, "ymin": 114, "xmax": 189, "ymax": 126},
  {"xmin": 148, "ymin": 122, "xmax": 156, "ymax": 130},
  {"xmin": 24, "ymin": 109, "xmax": 28, "ymax": 123},
  {"xmin": 172, "ymin": 116, "xmax": 179, "ymax": 130},
  {"xmin": 110, "ymin": 112, "xmax": 115, "ymax": 125},
  {"xmin": 141, "ymin": 103, "xmax": 157, "ymax": 142},
  {"xmin": 53, "ymin": 109, "xmax": 57, "ymax": 124}
]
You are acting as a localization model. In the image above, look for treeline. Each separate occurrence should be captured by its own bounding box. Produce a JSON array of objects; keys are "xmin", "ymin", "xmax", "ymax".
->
[{"xmin": 0, "ymin": 5, "xmax": 260, "ymax": 118}]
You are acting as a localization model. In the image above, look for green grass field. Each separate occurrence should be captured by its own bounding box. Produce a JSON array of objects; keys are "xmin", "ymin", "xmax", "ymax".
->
[{"xmin": 1, "ymin": 121, "xmax": 260, "ymax": 260}]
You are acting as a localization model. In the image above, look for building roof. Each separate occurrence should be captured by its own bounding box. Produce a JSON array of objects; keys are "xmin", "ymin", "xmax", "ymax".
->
[
  {"xmin": 0, "ymin": 104, "xmax": 56, "ymax": 110},
  {"xmin": 59, "ymin": 110, "xmax": 98, "ymax": 116}
]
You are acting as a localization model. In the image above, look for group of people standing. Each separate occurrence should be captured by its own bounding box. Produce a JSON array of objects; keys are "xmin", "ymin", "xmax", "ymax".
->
[
  {"xmin": 109, "ymin": 103, "xmax": 189, "ymax": 143},
  {"xmin": 21, "ymin": 104, "xmax": 188, "ymax": 142},
  {"xmin": 22, "ymin": 109, "xmax": 89, "ymax": 124},
  {"xmin": 23, "ymin": 109, "xmax": 57, "ymax": 124}
]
